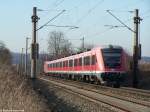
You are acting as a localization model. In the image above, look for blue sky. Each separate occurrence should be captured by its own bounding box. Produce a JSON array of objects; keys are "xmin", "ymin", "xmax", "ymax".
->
[{"xmin": 0, "ymin": 0, "xmax": 150, "ymax": 56}]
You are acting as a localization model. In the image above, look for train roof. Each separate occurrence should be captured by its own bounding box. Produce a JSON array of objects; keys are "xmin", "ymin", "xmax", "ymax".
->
[
  {"xmin": 99, "ymin": 45, "xmax": 122, "ymax": 49},
  {"xmin": 45, "ymin": 45, "xmax": 123, "ymax": 64}
]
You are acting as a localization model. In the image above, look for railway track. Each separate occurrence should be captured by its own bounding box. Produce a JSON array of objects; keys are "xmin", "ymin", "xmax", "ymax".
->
[
  {"xmin": 42, "ymin": 75, "xmax": 150, "ymax": 102},
  {"xmin": 120, "ymin": 87, "xmax": 150, "ymax": 95},
  {"xmin": 39, "ymin": 76, "xmax": 150, "ymax": 112}
]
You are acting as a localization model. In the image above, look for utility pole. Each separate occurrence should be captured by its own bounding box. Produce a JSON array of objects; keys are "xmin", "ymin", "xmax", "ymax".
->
[
  {"xmin": 20, "ymin": 48, "xmax": 24, "ymax": 75},
  {"xmin": 31, "ymin": 7, "xmax": 39, "ymax": 79},
  {"xmin": 25, "ymin": 37, "xmax": 30, "ymax": 76},
  {"xmin": 106, "ymin": 9, "xmax": 142, "ymax": 88},
  {"xmin": 132, "ymin": 9, "xmax": 142, "ymax": 88}
]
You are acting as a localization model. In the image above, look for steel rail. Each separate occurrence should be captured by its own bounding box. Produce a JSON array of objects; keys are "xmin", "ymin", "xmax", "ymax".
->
[
  {"xmin": 43, "ymin": 76, "xmax": 150, "ymax": 107},
  {"xmin": 39, "ymin": 76, "xmax": 150, "ymax": 112}
]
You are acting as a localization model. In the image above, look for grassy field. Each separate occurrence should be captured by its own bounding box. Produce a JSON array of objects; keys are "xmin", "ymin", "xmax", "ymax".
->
[{"xmin": 0, "ymin": 65, "xmax": 50, "ymax": 112}]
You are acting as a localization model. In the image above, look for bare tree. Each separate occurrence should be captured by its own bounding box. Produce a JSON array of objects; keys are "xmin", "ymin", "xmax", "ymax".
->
[
  {"xmin": 47, "ymin": 31, "xmax": 73, "ymax": 59},
  {"xmin": 0, "ymin": 41, "xmax": 12, "ymax": 65}
]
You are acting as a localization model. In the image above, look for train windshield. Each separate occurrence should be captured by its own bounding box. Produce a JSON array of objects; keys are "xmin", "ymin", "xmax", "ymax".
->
[{"xmin": 102, "ymin": 48, "xmax": 122, "ymax": 68}]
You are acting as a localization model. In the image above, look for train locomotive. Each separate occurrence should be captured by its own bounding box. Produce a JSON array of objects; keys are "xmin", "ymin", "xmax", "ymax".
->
[{"xmin": 44, "ymin": 45, "xmax": 127, "ymax": 87}]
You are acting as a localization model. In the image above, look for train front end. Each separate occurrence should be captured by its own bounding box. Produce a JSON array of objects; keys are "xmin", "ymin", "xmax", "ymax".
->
[{"xmin": 100, "ymin": 46, "xmax": 127, "ymax": 87}]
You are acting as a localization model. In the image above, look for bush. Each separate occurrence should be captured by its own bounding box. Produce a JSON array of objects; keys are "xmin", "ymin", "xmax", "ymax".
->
[{"xmin": 0, "ymin": 41, "xmax": 12, "ymax": 65}]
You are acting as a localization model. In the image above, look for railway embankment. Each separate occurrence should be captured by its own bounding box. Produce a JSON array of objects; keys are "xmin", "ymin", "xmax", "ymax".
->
[
  {"xmin": 33, "ymin": 77, "xmax": 118, "ymax": 112},
  {"xmin": 1, "ymin": 65, "xmax": 149, "ymax": 112},
  {"xmin": 123, "ymin": 71, "xmax": 150, "ymax": 90},
  {"xmin": 0, "ymin": 65, "xmax": 100, "ymax": 112},
  {"xmin": 38, "ymin": 76, "xmax": 150, "ymax": 112},
  {"xmin": 138, "ymin": 71, "xmax": 150, "ymax": 89},
  {"xmin": 0, "ymin": 65, "xmax": 50, "ymax": 112}
]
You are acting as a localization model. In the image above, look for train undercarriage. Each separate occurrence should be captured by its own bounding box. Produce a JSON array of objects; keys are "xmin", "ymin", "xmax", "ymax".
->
[{"xmin": 45, "ymin": 72, "xmax": 126, "ymax": 88}]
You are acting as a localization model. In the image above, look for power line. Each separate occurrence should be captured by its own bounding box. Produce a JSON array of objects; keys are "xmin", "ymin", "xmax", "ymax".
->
[
  {"xmin": 37, "ymin": 10, "xmax": 66, "ymax": 31},
  {"xmin": 65, "ymin": 0, "xmax": 104, "ymax": 36},
  {"xmin": 54, "ymin": 0, "xmax": 65, "ymax": 7},
  {"xmin": 106, "ymin": 10, "xmax": 134, "ymax": 13},
  {"xmin": 117, "ymin": 0, "xmax": 144, "ymax": 10},
  {"xmin": 37, "ymin": 0, "xmax": 65, "ymax": 22},
  {"xmin": 142, "ymin": 14, "xmax": 150, "ymax": 20},
  {"xmin": 37, "ymin": 9, "xmax": 64, "ymax": 12},
  {"xmin": 106, "ymin": 10, "xmax": 135, "ymax": 33},
  {"xmin": 141, "ymin": 9, "xmax": 150, "ymax": 16},
  {"xmin": 87, "ymin": 27, "xmax": 115, "ymax": 38},
  {"xmin": 76, "ymin": 0, "xmax": 104, "ymax": 24},
  {"xmin": 46, "ymin": 24, "xmax": 79, "ymax": 29}
]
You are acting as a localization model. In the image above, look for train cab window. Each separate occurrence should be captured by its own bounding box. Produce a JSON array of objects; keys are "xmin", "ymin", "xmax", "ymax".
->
[
  {"xmin": 74, "ymin": 59, "xmax": 78, "ymax": 66},
  {"xmin": 79, "ymin": 57, "xmax": 82, "ymax": 66},
  {"xmin": 102, "ymin": 48, "xmax": 122, "ymax": 68},
  {"xmin": 84, "ymin": 56, "xmax": 90, "ymax": 65},
  {"xmin": 92, "ymin": 55, "xmax": 96, "ymax": 65},
  {"xmin": 69, "ymin": 60, "xmax": 73, "ymax": 67}
]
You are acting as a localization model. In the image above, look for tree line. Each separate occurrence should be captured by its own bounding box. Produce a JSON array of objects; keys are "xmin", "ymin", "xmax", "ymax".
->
[
  {"xmin": 47, "ymin": 31, "xmax": 93, "ymax": 60},
  {"xmin": 0, "ymin": 41, "xmax": 11, "ymax": 65}
]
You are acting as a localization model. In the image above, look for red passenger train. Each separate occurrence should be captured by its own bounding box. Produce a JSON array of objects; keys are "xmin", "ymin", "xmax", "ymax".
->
[{"xmin": 44, "ymin": 45, "xmax": 127, "ymax": 87}]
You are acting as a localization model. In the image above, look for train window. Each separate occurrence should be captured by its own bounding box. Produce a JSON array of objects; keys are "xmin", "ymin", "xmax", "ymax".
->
[
  {"xmin": 69, "ymin": 60, "xmax": 73, "ymax": 67},
  {"xmin": 57, "ymin": 62, "xmax": 59, "ymax": 67},
  {"xmin": 63, "ymin": 61, "xmax": 66, "ymax": 67},
  {"xmin": 60, "ymin": 62, "xmax": 62, "ymax": 68},
  {"xmin": 74, "ymin": 59, "xmax": 78, "ymax": 66},
  {"xmin": 55, "ymin": 63, "xmax": 57, "ymax": 68},
  {"xmin": 66, "ymin": 60, "xmax": 68, "ymax": 67},
  {"xmin": 87, "ymin": 56, "xmax": 90, "ymax": 65},
  {"xmin": 92, "ymin": 55, "xmax": 96, "ymax": 65},
  {"xmin": 79, "ymin": 57, "xmax": 82, "ymax": 66},
  {"xmin": 56, "ymin": 62, "xmax": 59, "ymax": 68},
  {"xmin": 84, "ymin": 56, "xmax": 90, "ymax": 65}
]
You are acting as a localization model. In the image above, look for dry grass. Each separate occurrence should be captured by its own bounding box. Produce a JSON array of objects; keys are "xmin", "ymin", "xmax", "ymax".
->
[
  {"xmin": 0, "ymin": 65, "xmax": 50, "ymax": 112},
  {"xmin": 139, "ymin": 63, "xmax": 150, "ymax": 71}
]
